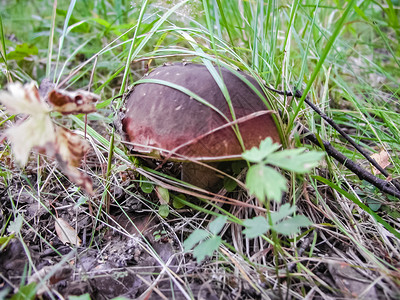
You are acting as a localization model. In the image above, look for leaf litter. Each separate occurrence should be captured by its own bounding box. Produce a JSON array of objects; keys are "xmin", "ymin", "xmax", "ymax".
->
[{"xmin": 0, "ymin": 81, "xmax": 96, "ymax": 194}]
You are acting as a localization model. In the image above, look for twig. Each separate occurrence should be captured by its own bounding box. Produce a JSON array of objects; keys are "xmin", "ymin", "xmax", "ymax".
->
[
  {"xmin": 265, "ymin": 86, "xmax": 400, "ymax": 199},
  {"xmin": 301, "ymin": 126, "xmax": 400, "ymax": 199}
]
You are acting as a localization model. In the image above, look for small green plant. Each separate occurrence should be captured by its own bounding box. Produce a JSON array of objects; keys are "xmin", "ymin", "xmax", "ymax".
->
[
  {"xmin": 183, "ymin": 215, "xmax": 227, "ymax": 263},
  {"xmin": 153, "ymin": 229, "xmax": 168, "ymax": 242},
  {"xmin": 184, "ymin": 138, "xmax": 324, "ymax": 263},
  {"xmin": 10, "ymin": 282, "xmax": 37, "ymax": 300},
  {"xmin": 241, "ymin": 137, "xmax": 323, "ymax": 238},
  {"xmin": 242, "ymin": 137, "xmax": 325, "ymax": 203},
  {"xmin": 243, "ymin": 203, "xmax": 312, "ymax": 238}
]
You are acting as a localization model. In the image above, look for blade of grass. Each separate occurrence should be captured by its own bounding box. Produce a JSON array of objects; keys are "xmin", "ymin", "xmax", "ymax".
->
[
  {"xmin": 313, "ymin": 175, "xmax": 400, "ymax": 240},
  {"xmin": 53, "ymin": 0, "xmax": 77, "ymax": 83},
  {"xmin": 288, "ymin": 0, "xmax": 356, "ymax": 132}
]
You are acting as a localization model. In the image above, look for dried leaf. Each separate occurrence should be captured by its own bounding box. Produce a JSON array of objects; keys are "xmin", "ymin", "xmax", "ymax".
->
[
  {"xmin": 55, "ymin": 127, "xmax": 90, "ymax": 167},
  {"xmin": 7, "ymin": 115, "xmax": 55, "ymax": 166},
  {"xmin": 42, "ymin": 127, "xmax": 94, "ymax": 195},
  {"xmin": 0, "ymin": 82, "xmax": 94, "ymax": 194},
  {"xmin": 48, "ymin": 89, "xmax": 99, "ymax": 115},
  {"xmin": 54, "ymin": 127, "xmax": 94, "ymax": 195},
  {"xmin": 61, "ymin": 163, "xmax": 94, "ymax": 196},
  {"xmin": 0, "ymin": 82, "xmax": 50, "ymax": 115},
  {"xmin": 55, "ymin": 217, "xmax": 82, "ymax": 246},
  {"xmin": 0, "ymin": 82, "xmax": 55, "ymax": 165},
  {"xmin": 371, "ymin": 150, "xmax": 390, "ymax": 175}
]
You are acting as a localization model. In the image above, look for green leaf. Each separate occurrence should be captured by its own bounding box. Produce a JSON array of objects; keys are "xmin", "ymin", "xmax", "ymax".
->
[
  {"xmin": 172, "ymin": 193, "xmax": 186, "ymax": 209},
  {"xmin": 69, "ymin": 294, "xmax": 92, "ymax": 300},
  {"xmin": 183, "ymin": 229, "xmax": 209, "ymax": 251},
  {"xmin": 243, "ymin": 205, "xmax": 312, "ymax": 238},
  {"xmin": 245, "ymin": 164, "xmax": 287, "ymax": 203},
  {"xmin": 232, "ymin": 160, "xmax": 246, "ymax": 174},
  {"xmin": 223, "ymin": 176, "xmax": 237, "ymax": 192},
  {"xmin": 7, "ymin": 43, "xmax": 38, "ymax": 61},
  {"xmin": 242, "ymin": 137, "xmax": 281, "ymax": 163},
  {"xmin": 158, "ymin": 204, "xmax": 169, "ymax": 218},
  {"xmin": 8, "ymin": 214, "xmax": 23, "ymax": 234},
  {"xmin": 243, "ymin": 216, "xmax": 270, "ymax": 238},
  {"xmin": 140, "ymin": 176, "xmax": 154, "ymax": 193},
  {"xmin": 11, "ymin": 282, "xmax": 36, "ymax": 300},
  {"xmin": 208, "ymin": 216, "xmax": 227, "ymax": 235},
  {"xmin": 192, "ymin": 236, "xmax": 222, "ymax": 263},
  {"xmin": 156, "ymin": 186, "xmax": 170, "ymax": 204},
  {"xmin": 0, "ymin": 234, "xmax": 14, "ymax": 251},
  {"xmin": 365, "ymin": 198, "xmax": 381, "ymax": 212},
  {"xmin": 269, "ymin": 203, "xmax": 297, "ymax": 224},
  {"xmin": 266, "ymin": 149, "xmax": 325, "ymax": 173},
  {"xmin": 274, "ymin": 215, "xmax": 313, "ymax": 236}
]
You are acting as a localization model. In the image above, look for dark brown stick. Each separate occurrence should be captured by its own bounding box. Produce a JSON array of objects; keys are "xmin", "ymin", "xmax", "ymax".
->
[
  {"xmin": 265, "ymin": 86, "xmax": 400, "ymax": 199},
  {"xmin": 301, "ymin": 126, "xmax": 400, "ymax": 199}
]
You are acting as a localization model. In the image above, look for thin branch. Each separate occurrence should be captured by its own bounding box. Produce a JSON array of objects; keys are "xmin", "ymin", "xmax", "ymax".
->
[
  {"xmin": 265, "ymin": 86, "xmax": 400, "ymax": 199},
  {"xmin": 301, "ymin": 126, "xmax": 400, "ymax": 199}
]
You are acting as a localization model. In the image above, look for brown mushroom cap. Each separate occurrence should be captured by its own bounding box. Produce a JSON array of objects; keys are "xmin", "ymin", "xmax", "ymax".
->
[{"xmin": 121, "ymin": 63, "xmax": 280, "ymax": 161}]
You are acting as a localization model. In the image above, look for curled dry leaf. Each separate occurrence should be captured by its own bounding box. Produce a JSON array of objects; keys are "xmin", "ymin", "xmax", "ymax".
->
[
  {"xmin": 48, "ymin": 89, "xmax": 99, "ymax": 114},
  {"xmin": 54, "ymin": 217, "xmax": 82, "ymax": 246},
  {"xmin": 0, "ymin": 81, "xmax": 96, "ymax": 194},
  {"xmin": 0, "ymin": 82, "xmax": 55, "ymax": 165},
  {"xmin": 371, "ymin": 150, "xmax": 390, "ymax": 175},
  {"xmin": 57, "ymin": 155, "xmax": 94, "ymax": 196},
  {"xmin": 55, "ymin": 126, "xmax": 90, "ymax": 168},
  {"xmin": 55, "ymin": 127, "xmax": 94, "ymax": 195},
  {"xmin": 44, "ymin": 126, "xmax": 94, "ymax": 195},
  {"xmin": 0, "ymin": 81, "xmax": 50, "ymax": 115}
]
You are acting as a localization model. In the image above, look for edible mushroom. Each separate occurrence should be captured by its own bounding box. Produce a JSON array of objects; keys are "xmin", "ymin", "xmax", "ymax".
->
[{"xmin": 121, "ymin": 63, "xmax": 280, "ymax": 189}]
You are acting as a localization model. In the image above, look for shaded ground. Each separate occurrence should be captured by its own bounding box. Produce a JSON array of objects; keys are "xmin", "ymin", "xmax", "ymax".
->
[{"xmin": 1, "ymin": 156, "xmax": 399, "ymax": 300}]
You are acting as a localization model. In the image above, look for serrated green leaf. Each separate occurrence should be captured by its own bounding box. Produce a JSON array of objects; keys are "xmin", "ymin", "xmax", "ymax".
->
[
  {"xmin": 266, "ymin": 149, "xmax": 325, "ymax": 173},
  {"xmin": 183, "ymin": 229, "xmax": 209, "ymax": 251},
  {"xmin": 242, "ymin": 137, "xmax": 280, "ymax": 163},
  {"xmin": 193, "ymin": 236, "xmax": 222, "ymax": 263},
  {"xmin": 158, "ymin": 204, "xmax": 169, "ymax": 218},
  {"xmin": 7, "ymin": 214, "xmax": 23, "ymax": 234},
  {"xmin": 243, "ymin": 216, "xmax": 270, "ymax": 238},
  {"xmin": 208, "ymin": 216, "xmax": 227, "ymax": 235},
  {"xmin": 274, "ymin": 215, "xmax": 313, "ymax": 236},
  {"xmin": 269, "ymin": 203, "xmax": 297, "ymax": 224},
  {"xmin": 245, "ymin": 164, "xmax": 287, "ymax": 203}
]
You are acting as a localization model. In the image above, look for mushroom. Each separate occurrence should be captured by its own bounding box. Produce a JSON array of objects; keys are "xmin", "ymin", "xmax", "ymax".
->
[{"xmin": 121, "ymin": 63, "xmax": 280, "ymax": 189}]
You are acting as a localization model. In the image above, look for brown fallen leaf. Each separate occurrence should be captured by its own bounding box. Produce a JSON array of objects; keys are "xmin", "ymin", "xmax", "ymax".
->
[
  {"xmin": 54, "ymin": 126, "xmax": 90, "ymax": 168},
  {"xmin": 42, "ymin": 126, "xmax": 94, "ymax": 195},
  {"xmin": 48, "ymin": 89, "xmax": 99, "ymax": 115},
  {"xmin": 54, "ymin": 127, "xmax": 94, "ymax": 195},
  {"xmin": 371, "ymin": 149, "xmax": 390, "ymax": 175},
  {"xmin": 55, "ymin": 217, "xmax": 82, "ymax": 246},
  {"xmin": 59, "ymin": 161, "xmax": 94, "ymax": 196}
]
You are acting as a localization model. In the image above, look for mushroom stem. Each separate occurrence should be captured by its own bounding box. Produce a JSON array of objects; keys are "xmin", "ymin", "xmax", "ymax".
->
[{"xmin": 182, "ymin": 162, "xmax": 220, "ymax": 190}]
